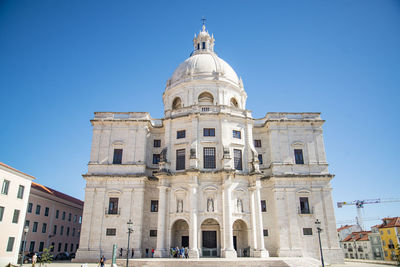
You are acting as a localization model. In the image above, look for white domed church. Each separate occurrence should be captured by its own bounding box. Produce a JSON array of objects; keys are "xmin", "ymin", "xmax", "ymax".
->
[{"xmin": 75, "ymin": 25, "xmax": 343, "ymax": 264}]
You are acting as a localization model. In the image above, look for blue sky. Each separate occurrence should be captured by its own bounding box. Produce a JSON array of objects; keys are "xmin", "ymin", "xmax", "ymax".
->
[{"xmin": 1, "ymin": 0, "xmax": 399, "ymax": 229}]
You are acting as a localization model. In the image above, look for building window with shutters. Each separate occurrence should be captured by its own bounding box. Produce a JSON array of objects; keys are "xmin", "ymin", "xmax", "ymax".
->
[
  {"xmin": 108, "ymin": 198, "xmax": 119, "ymax": 214},
  {"xmin": 17, "ymin": 185, "xmax": 24, "ymax": 199},
  {"xmin": 177, "ymin": 130, "xmax": 186, "ymax": 139},
  {"xmin": 176, "ymin": 149, "xmax": 185, "ymax": 170},
  {"xmin": 234, "ymin": 149, "xmax": 243, "ymax": 170},
  {"xmin": 203, "ymin": 128, "xmax": 215, "ymax": 136},
  {"xmin": 153, "ymin": 139, "xmax": 161, "ymax": 147},
  {"xmin": 113, "ymin": 149, "xmax": 123, "ymax": 164},
  {"xmin": 294, "ymin": 149, "xmax": 304, "ymax": 164},
  {"xmin": 151, "ymin": 200, "xmax": 158, "ymax": 212},
  {"xmin": 203, "ymin": 147, "xmax": 216, "ymax": 169},
  {"xmin": 153, "ymin": 154, "xmax": 160, "ymax": 164}
]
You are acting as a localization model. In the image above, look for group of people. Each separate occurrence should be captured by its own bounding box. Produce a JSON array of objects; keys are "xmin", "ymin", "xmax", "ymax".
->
[{"xmin": 170, "ymin": 247, "xmax": 189, "ymax": 258}]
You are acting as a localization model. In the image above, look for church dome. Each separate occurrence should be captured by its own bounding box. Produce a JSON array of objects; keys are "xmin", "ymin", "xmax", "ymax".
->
[{"xmin": 167, "ymin": 25, "xmax": 241, "ymax": 88}]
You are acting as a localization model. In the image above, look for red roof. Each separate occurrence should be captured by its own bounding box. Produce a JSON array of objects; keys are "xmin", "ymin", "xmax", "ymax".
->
[
  {"xmin": 378, "ymin": 217, "xmax": 400, "ymax": 229},
  {"xmin": 342, "ymin": 231, "xmax": 371, "ymax": 242},
  {"xmin": 31, "ymin": 182, "xmax": 83, "ymax": 206},
  {"xmin": 0, "ymin": 162, "xmax": 36, "ymax": 180},
  {"xmin": 337, "ymin": 225, "xmax": 356, "ymax": 232}
]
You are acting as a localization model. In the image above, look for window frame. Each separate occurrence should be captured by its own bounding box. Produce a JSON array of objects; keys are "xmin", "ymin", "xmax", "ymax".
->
[
  {"xmin": 1, "ymin": 179, "xmax": 10, "ymax": 195},
  {"xmin": 261, "ymin": 200, "xmax": 267, "ymax": 212},
  {"xmin": 35, "ymin": 205, "xmax": 41, "ymax": 215},
  {"xmin": 108, "ymin": 197, "xmax": 119, "ymax": 214},
  {"xmin": 299, "ymin": 197, "xmax": 311, "ymax": 214},
  {"xmin": 153, "ymin": 154, "xmax": 161, "ymax": 165},
  {"xmin": 234, "ymin": 149, "xmax": 243, "ymax": 170},
  {"xmin": 203, "ymin": 128, "xmax": 215, "ymax": 137},
  {"xmin": 177, "ymin": 130, "xmax": 186, "ymax": 139},
  {"xmin": 17, "ymin": 185, "xmax": 25, "ymax": 199},
  {"xmin": 254, "ymin": 140, "xmax": 262, "ymax": 147},
  {"xmin": 233, "ymin": 130, "xmax": 241, "ymax": 139},
  {"xmin": 106, "ymin": 228, "xmax": 116, "ymax": 236},
  {"xmin": 113, "ymin": 148, "xmax": 123, "ymax": 164},
  {"xmin": 203, "ymin": 147, "xmax": 216, "ymax": 169},
  {"xmin": 258, "ymin": 154, "xmax": 263, "ymax": 165},
  {"xmin": 151, "ymin": 200, "xmax": 159, "ymax": 212},
  {"xmin": 294, "ymin": 149, "xmax": 304, "ymax": 164},
  {"xmin": 7, "ymin": 237, "xmax": 15, "ymax": 252},
  {"xmin": 176, "ymin": 149, "xmax": 185, "ymax": 170},
  {"xmin": 263, "ymin": 229, "xmax": 268, "ymax": 236},
  {"xmin": 150, "ymin": 230, "xmax": 157, "ymax": 237},
  {"xmin": 153, "ymin": 139, "xmax": 161, "ymax": 147},
  {"xmin": 12, "ymin": 209, "xmax": 20, "ymax": 224},
  {"xmin": 303, "ymin": 228, "xmax": 313, "ymax": 235}
]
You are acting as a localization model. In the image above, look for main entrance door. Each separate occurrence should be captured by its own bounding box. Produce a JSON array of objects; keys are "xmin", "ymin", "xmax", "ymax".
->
[
  {"xmin": 181, "ymin": 236, "xmax": 189, "ymax": 247},
  {"xmin": 202, "ymin": 231, "xmax": 217, "ymax": 257}
]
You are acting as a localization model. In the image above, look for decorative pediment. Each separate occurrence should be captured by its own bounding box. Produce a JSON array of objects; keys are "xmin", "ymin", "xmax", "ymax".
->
[
  {"xmin": 291, "ymin": 141, "xmax": 304, "ymax": 147},
  {"xmin": 203, "ymin": 185, "xmax": 217, "ymax": 192}
]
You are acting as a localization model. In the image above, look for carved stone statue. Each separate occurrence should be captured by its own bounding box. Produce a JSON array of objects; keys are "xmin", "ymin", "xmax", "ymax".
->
[
  {"xmin": 177, "ymin": 199, "xmax": 183, "ymax": 213},
  {"xmin": 237, "ymin": 198, "xmax": 243, "ymax": 213},
  {"xmin": 160, "ymin": 147, "xmax": 167, "ymax": 162},
  {"xmin": 207, "ymin": 198, "xmax": 214, "ymax": 212}
]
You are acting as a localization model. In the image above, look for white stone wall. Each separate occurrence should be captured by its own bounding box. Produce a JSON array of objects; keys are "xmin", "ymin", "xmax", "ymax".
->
[{"xmin": 0, "ymin": 164, "xmax": 34, "ymax": 266}]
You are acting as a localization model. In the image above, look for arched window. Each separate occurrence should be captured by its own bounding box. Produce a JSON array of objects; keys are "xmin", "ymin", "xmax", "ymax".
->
[
  {"xmin": 172, "ymin": 97, "xmax": 182, "ymax": 110},
  {"xmin": 230, "ymin": 97, "xmax": 238, "ymax": 108},
  {"xmin": 198, "ymin": 92, "xmax": 214, "ymax": 105}
]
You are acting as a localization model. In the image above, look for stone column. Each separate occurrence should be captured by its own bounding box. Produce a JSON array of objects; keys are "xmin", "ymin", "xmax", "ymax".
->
[
  {"xmin": 155, "ymin": 185, "xmax": 168, "ymax": 257},
  {"xmin": 221, "ymin": 180, "xmax": 236, "ymax": 258},
  {"xmin": 189, "ymin": 184, "xmax": 200, "ymax": 258},
  {"xmin": 253, "ymin": 182, "xmax": 269, "ymax": 257},
  {"xmin": 249, "ymin": 187, "xmax": 258, "ymax": 255},
  {"xmin": 132, "ymin": 186, "xmax": 145, "ymax": 258}
]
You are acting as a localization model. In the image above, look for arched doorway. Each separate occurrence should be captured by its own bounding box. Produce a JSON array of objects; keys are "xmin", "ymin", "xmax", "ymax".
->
[
  {"xmin": 200, "ymin": 218, "xmax": 220, "ymax": 257},
  {"xmin": 232, "ymin": 219, "xmax": 249, "ymax": 257},
  {"xmin": 171, "ymin": 219, "xmax": 189, "ymax": 249}
]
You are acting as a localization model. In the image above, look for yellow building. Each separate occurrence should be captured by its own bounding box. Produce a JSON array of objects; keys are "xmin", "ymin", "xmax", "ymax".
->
[{"xmin": 378, "ymin": 217, "xmax": 400, "ymax": 261}]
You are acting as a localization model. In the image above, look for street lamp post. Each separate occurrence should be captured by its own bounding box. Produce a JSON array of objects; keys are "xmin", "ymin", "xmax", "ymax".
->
[
  {"xmin": 315, "ymin": 219, "xmax": 325, "ymax": 267},
  {"xmin": 126, "ymin": 219, "xmax": 133, "ymax": 267},
  {"xmin": 20, "ymin": 226, "xmax": 29, "ymax": 267}
]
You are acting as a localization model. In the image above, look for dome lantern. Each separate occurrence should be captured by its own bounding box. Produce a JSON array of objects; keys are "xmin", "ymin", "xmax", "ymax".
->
[{"xmin": 193, "ymin": 24, "xmax": 215, "ymax": 54}]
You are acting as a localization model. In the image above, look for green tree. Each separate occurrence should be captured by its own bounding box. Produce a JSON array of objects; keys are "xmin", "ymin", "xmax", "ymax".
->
[{"xmin": 39, "ymin": 247, "xmax": 53, "ymax": 267}]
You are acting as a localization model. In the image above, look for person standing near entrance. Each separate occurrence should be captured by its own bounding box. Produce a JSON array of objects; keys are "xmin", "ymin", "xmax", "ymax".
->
[
  {"xmin": 151, "ymin": 248, "xmax": 155, "ymax": 258},
  {"xmin": 131, "ymin": 248, "xmax": 134, "ymax": 258},
  {"xmin": 184, "ymin": 247, "xmax": 188, "ymax": 259},
  {"xmin": 32, "ymin": 253, "xmax": 37, "ymax": 267}
]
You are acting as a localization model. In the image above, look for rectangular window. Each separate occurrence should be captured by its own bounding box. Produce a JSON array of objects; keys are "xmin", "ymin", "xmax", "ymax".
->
[
  {"xmin": 300, "ymin": 197, "xmax": 310, "ymax": 214},
  {"xmin": 35, "ymin": 205, "xmax": 41, "ymax": 215},
  {"xmin": 106, "ymin": 228, "xmax": 116, "ymax": 236},
  {"xmin": 29, "ymin": 241, "xmax": 35, "ymax": 252},
  {"xmin": 12, "ymin": 209, "xmax": 20, "ymax": 223},
  {"xmin": 294, "ymin": 149, "xmax": 304, "ymax": 164},
  {"xmin": 25, "ymin": 220, "xmax": 30, "ymax": 227},
  {"xmin": 44, "ymin": 207, "xmax": 49, "ymax": 217},
  {"xmin": 0, "ymin": 206, "xmax": 4, "ymax": 221},
  {"xmin": 70, "ymin": 244, "xmax": 74, "ymax": 252},
  {"xmin": 72, "ymin": 228, "xmax": 75, "ymax": 237},
  {"xmin": 150, "ymin": 230, "xmax": 157, "ymax": 237},
  {"xmin": 66, "ymin": 227, "xmax": 70, "ymax": 236},
  {"xmin": 261, "ymin": 200, "xmax": 267, "ymax": 212},
  {"xmin": 153, "ymin": 154, "xmax": 160, "ymax": 164},
  {"xmin": 50, "ymin": 242, "xmax": 54, "ymax": 252},
  {"xmin": 39, "ymin": 242, "xmax": 44, "ymax": 252},
  {"xmin": 6, "ymin": 237, "xmax": 15, "ymax": 252},
  {"xmin": 60, "ymin": 226, "xmax": 64, "ymax": 235},
  {"xmin": 62, "ymin": 211, "xmax": 66, "ymax": 220},
  {"xmin": 73, "ymin": 215, "xmax": 77, "ymax": 222},
  {"xmin": 1, "ymin": 180, "xmax": 10, "ymax": 195},
  {"xmin": 177, "ymin": 130, "xmax": 186, "ymax": 139},
  {"xmin": 233, "ymin": 130, "xmax": 241, "ymax": 139},
  {"xmin": 254, "ymin": 140, "xmax": 261, "ymax": 147},
  {"xmin": 151, "ymin": 200, "xmax": 158, "ymax": 212},
  {"xmin": 58, "ymin": 243, "xmax": 61, "ymax": 252},
  {"xmin": 108, "ymin": 198, "xmax": 119, "ymax": 214},
  {"xmin": 64, "ymin": 243, "xmax": 68, "ymax": 252},
  {"xmin": 42, "ymin": 223, "xmax": 47, "ymax": 233},
  {"xmin": 68, "ymin": 213, "xmax": 71, "ymax": 221},
  {"xmin": 263, "ymin": 229, "xmax": 268, "ymax": 236},
  {"xmin": 258, "ymin": 154, "xmax": 263, "ymax": 165},
  {"xmin": 56, "ymin": 210, "xmax": 59, "ymax": 219},
  {"xmin": 113, "ymin": 149, "xmax": 123, "ymax": 164},
  {"xmin": 33, "ymin": 222, "xmax": 38, "ymax": 232},
  {"xmin": 203, "ymin": 128, "xmax": 215, "ymax": 136},
  {"xmin": 176, "ymin": 149, "xmax": 185, "ymax": 170},
  {"xmin": 303, "ymin": 228, "xmax": 313, "ymax": 235},
  {"xmin": 203, "ymin": 147, "xmax": 216, "ymax": 169},
  {"xmin": 202, "ymin": 42, "xmax": 205, "ymax": 49},
  {"xmin": 234, "ymin": 149, "xmax": 243, "ymax": 170},
  {"xmin": 154, "ymin": 139, "xmax": 161, "ymax": 147},
  {"xmin": 53, "ymin": 225, "xmax": 57, "ymax": 235},
  {"xmin": 17, "ymin": 185, "xmax": 25, "ymax": 199},
  {"xmin": 27, "ymin": 203, "xmax": 33, "ymax": 213}
]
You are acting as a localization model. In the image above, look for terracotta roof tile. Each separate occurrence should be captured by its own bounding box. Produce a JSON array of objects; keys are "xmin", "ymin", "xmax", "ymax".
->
[
  {"xmin": 31, "ymin": 182, "xmax": 83, "ymax": 206},
  {"xmin": 341, "ymin": 231, "xmax": 371, "ymax": 242},
  {"xmin": 378, "ymin": 217, "xmax": 400, "ymax": 228},
  {"xmin": 337, "ymin": 225, "xmax": 356, "ymax": 232}
]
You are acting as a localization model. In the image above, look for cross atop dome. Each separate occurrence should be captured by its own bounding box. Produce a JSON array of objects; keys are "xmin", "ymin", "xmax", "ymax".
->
[{"xmin": 193, "ymin": 20, "xmax": 215, "ymax": 55}]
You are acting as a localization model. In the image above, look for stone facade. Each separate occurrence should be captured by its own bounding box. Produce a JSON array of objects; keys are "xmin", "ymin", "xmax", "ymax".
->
[{"xmin": 75, "ymin": 25, "xmax": 343, "ymax": 264}]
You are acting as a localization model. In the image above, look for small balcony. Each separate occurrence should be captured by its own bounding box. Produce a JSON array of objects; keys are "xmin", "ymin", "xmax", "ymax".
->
[
  {"xmin": 298, "ymin": 206, "xmax": 314, "ymax": 215},
  {"xmin": 348, "ymin": 248, "xmax": 353, "ymax": 252},
  {"xmin": 105, "ymin": 208, "xmax": 121, "ymax": 215}
]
